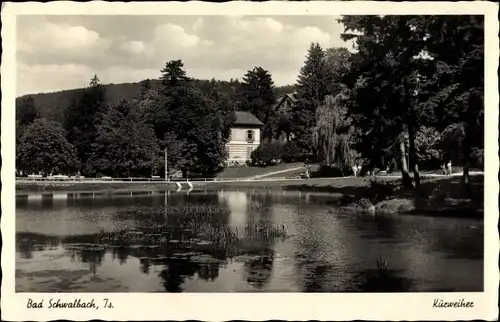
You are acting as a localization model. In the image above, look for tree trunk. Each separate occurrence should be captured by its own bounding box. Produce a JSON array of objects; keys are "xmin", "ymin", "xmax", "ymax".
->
[
  {"xmin": 461, "ymin": 128, "xmax": 473, "ymax": 197},
  {"xmin": 399, "ymin": 136, "xmax": 414, "ymax": 189},
  {"xmin": 408, "ymin": 123, "xmax": 421, "ymax": 195},
  {"xmin": 461, "ymin": 150, "xmax": 472, "ymax": 198}
]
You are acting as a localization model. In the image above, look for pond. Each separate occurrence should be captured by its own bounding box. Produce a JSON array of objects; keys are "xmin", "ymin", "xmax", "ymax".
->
[{"xmin": 15, "ymin": 190, "xmax": 483, "ymax": 292}]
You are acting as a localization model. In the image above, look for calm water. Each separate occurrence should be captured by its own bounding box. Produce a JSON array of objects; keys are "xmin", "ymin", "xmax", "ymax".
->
[{"xmin": 16, "ymin": 190, "xmax": 483, "ymax": 292}]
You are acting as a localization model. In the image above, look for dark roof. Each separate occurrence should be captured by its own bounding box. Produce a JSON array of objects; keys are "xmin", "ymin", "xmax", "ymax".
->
[
  {"xmin": 233, "ymin": 111, "xmax": 264, "ymax": 126},
  {"xmin": 273, "ymin": 92, "xmax": 298, "ymax": 110}
]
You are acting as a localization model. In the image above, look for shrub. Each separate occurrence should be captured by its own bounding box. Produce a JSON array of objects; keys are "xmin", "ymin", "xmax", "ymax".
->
[
  {"xmin": 365, "ymin": 178, "xmax": 398, "ymax": 203},
  {"xmin": 281, "ymin": 141, "xmax": 305, "ymax": 163},
  {"xmin": 310, "ymin": 165, "xmax": 348, "ymax": 178},
  {"xmin": 250, "ymin": 141, "xmax": 284, "ymax": 166}
]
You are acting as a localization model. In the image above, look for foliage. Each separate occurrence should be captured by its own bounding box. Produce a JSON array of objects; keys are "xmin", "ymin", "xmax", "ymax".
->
[
  {"xmin": 340, "ymin": 16, "xmax": 426, "ymax": 177},
  {"xmin": 439, "ymin": 122, "xmax": 466, "ymax": 164},
  {"xmin": 250, "ymin": 141, "xmax": 284, "ymax": 166},
  {"xmin": 418, "ymin": 16, "xmax": 484, "ymax": 177},
  {"xmin": 272, "ymin": 113, "xmax": 294, "ymax": 141},
  {"xmin": 323, "ymin": 47, "xmax": 352, "ymax": 94},
  {"xmin": 339, "ymin": 15, "xmax": 484, "ymax": 192},
  {"xmin": 312, "ymin": 91, "xmax": 354, "ymax": 167},
  {"xmin": 17, "ymin": 118, "xmax": 79, "ymax": 175},
  {"xmin": 281, "ymin": 141, "xmax": 305, "ymax": 163},
  {"xmin": 140, "ymin": 78, "xmax": 153, "ymax": 97},
  {"xmin": 155, "ymin": 61, "xmax": 233, "ymax": 177},
  {"xmin": 310, "ymin": 165, "xmax": 346, "ymax": 178},
  {"xmin": 89, "ymin": 100, "xmax": 160, "ymax": 178},
  {"xmin": 17, "ymin": 78, "xmax": 292, "ymax": 124},
  {"xmin": 16, "ymin": 95, "xmax": 39, "ymax": 126},
  {"xmin": 292, "ymin": 42, "xmax": 330, "ymax": 154},
  {"xmin": 160, "ymin": 60, "xmax": 190, "ymax": 87},
  {"xmin": 238, "ymin": 67, "xmax": 276, "ymax": 140},
  {"xmin": 414, "ymin": 126, "xmax": 442, "ymax": 169},
  {"xmin": 63, "ymin": 75, "xmax": 106, "ymax": 176}
]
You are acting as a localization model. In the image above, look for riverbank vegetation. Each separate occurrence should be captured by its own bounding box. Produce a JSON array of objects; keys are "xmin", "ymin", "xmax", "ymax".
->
[
  {"xmin": 283, "ymin": 175, "xmax": 484, "ymax": 218},
  {"xmin": 16, "ymin": 16, "xmax": 484, "ymax": 203},
  {"xmin": 17, "ymin": 204, "xmax": 288, "ymax": 265}
]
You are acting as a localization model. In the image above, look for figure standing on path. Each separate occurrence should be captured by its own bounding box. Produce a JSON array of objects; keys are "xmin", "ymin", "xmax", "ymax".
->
[
  {"xmin": 352, "ymin": 164, "xmax": 358, "ymax": 177},
  {"xmin": 446, "ymin": 160, "xmax": 452, "ymax": 175},
  {"xmin": 304, "ymin": 159, "xmax": 311, "ymax": 179}
]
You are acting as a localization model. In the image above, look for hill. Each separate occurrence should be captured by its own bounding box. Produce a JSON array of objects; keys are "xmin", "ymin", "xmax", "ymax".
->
[{"xmin": 16, "ymin": 79, "xmax": 296, "ymax": 123}]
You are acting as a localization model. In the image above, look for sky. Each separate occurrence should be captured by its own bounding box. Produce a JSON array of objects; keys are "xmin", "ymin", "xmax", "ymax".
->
[{"xmin": 16, "ymin": 15, "xmax": 353, "ymax": 96}]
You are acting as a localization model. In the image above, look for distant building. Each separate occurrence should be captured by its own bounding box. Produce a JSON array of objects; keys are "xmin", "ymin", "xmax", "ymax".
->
[
  {"xmin": 226, "ymin": 111, "xmax": 263, "ymax": 165},
  {"xmin": 273, "ymin": 92, "xmax": 298, "ymax": 143},
  {"xmin": 273, "ymin": 92, "xmax": 298, "ymax": 115}
]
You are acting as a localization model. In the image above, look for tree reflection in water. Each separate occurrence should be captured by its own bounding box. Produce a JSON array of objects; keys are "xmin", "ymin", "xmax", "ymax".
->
[
  {"xmin": 239, "ymin": 193, "xmax": 278, "ymax": 289},
  {"xmin": 243, "ymin": 251, "xmax": 274, "ymax": 288},
  {"xmin": 111, "ymin": 247, "xmax": 129, "ymax": 265},
  {"xmin": 16, "ymin": 233, "xmax": 60, "ymax": 259},
  {"xmin": 67, "ymin": 248, "xmax": 106, "ymax": 275}
]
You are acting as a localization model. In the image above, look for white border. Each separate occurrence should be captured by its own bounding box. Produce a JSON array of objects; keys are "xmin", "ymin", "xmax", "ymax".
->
[{"xmin": 2, "ymin": 2, "xmax": 499, "ymax": 321}]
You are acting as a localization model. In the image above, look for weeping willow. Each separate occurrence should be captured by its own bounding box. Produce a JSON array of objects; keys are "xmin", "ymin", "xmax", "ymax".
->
[{"xmin": 312, "ymin": 92, "xmax": 355, "ymax": 168}]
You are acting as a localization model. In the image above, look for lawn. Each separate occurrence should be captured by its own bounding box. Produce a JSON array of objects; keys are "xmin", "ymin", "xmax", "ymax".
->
[{"xmin": 216, "ymin": 162, "xmax": 305, "ymax": 179}]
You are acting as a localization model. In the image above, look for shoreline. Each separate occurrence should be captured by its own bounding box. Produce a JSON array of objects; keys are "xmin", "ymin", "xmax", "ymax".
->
[
  {"xmin": 15, "ymin": 175, "xmax": 484, "ymax": 220},
  {"xmin": 16, "ymin": 173, "xmax": 478, "ymax": 193},
  {"xmin": 15, "ymin": 177, "xmax": 377, "ymax": 193}
]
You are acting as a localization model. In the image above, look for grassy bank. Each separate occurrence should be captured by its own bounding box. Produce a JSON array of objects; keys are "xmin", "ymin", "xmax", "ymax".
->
[
  {"xmin": 216, "ymin": 162, "xmax": 304, "ymax": 179},
  {"xmin": 321, "ymin": 175, "xmax": 484, "ymax": 219}
]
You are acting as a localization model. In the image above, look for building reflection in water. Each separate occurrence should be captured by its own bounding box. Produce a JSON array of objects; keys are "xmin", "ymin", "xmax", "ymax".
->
[{"xmin": 218, "ymin": 191, "xmax": 248, "ymax": 228}]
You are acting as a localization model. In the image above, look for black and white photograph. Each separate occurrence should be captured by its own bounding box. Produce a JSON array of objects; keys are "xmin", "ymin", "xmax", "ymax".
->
[{"xmin": 2, "ymin": 1, "xmax": 498, "ymax": 321}]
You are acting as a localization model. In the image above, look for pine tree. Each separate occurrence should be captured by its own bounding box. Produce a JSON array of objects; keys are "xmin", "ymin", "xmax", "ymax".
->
[
  {"xmin": 239, "ymin": 66, "xmax": 276, "ymax": 140},
  {"xmin": 292, "ymin": 43, "xmax": 330, "ymax": 156},
  {"xmin": 63, "ymin": 75, "xmax": 106, "ymax": 176},
  {"xmin": 160, "ymin": 60, "xmax": 190, "ymax": 88}
]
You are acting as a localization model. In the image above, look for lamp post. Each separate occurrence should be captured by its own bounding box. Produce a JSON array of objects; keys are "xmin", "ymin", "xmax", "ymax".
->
[{"xmin": 164, "ymin": 148, "xmax": 168, "ymax": 182}]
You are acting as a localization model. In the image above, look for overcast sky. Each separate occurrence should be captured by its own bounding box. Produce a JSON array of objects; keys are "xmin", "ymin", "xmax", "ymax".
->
[{"xmin": 16, "ymin": 15, "xmax": 352, "ymax": 96}]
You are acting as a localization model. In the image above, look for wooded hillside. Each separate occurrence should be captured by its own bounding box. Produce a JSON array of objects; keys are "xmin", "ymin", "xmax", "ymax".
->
[{"xmin": 16, "ymin": 79, "xmax": 295, "ymax": 123}]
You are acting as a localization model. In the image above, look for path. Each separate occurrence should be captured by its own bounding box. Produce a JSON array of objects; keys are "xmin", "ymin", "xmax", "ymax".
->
[{"xmin": 250, "ymin": 166, "xmax": 305, "ymax": 180}]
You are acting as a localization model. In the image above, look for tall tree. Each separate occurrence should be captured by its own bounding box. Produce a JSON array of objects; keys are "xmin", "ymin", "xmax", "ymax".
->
[
  {"xmin": 341, "ymin": 15, "xmax": 483, "ymax": 194},
  {"xmin": 292, "ymin": 42, "xmax": 330, "ymax": 156},
  {"xmin": 17, "ymin": 118, "xmax": 79, "ymax": 176},
  {"xmin": 90, "ymin": 100, "xmax": 160, "ymax": 177},
  {"xmin": 340, "ymin": 16, "xmax": 432, "ymax": 190},
  {"xmin": 63, "ymin": 75, "xmax": 106, "ymax": 176},
  {"xmin": 239, "ymin": 66, "xmax": 276, "ymax": 140},
  {"xmin": 155, "ymin": 61, "xmax": 232, "ymax": 177},
  {"xmin": 313, "ymin": 90, "xmax": 355, "ymax": 169},
  {"xmin": 324, "ymin": 47, "xmax": 352, "ymax": 95},
  {"xmin": 418, "ymin": 16, "xmax": 484, "ymax": 194},
  {"xmin": 160, "ymin": 60, "xmax": 190, "ymax": 88}
]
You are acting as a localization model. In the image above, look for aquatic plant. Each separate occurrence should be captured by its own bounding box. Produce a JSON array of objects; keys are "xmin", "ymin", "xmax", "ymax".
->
[
  {"xmin": 376, "ymin": 255, "xmax": 389, "ymax": 278},
  {"xmin": 243, "ymin": 222, "xmax": 287, "ymax": 239}
]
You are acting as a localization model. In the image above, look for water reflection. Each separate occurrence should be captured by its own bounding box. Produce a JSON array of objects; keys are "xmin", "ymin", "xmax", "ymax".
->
[{"xmin": 16, "ymin": 190, "xmax": 483, "ymax": 292}]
